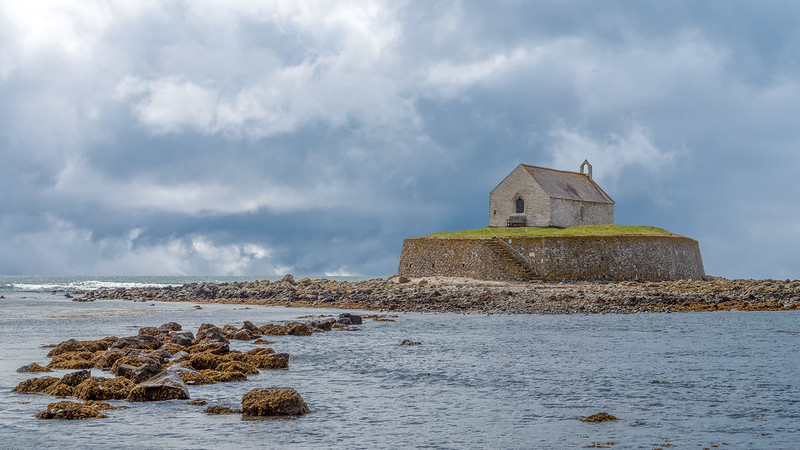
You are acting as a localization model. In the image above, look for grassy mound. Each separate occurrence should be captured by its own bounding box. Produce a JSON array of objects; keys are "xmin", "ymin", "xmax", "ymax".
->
[{"xmin": 421, "ymin": 225, "xmax": 678, "ymax": 239}]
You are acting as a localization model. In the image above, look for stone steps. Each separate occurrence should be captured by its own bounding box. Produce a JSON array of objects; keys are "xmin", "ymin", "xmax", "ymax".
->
[{"xmin": 486, "ymin": 238, "xmax": 540, "ymax": 281}]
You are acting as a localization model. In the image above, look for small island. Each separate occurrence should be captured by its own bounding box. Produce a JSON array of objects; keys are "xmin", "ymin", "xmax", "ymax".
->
[{"xmin": 399, "ymin": 162, "xmax": 705, "ymax": 282}]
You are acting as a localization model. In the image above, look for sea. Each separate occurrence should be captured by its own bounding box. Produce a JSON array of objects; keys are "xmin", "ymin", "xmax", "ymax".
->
[{"xmin": 1, "ymin": 276, "xmax": 798, "ymax": 449}]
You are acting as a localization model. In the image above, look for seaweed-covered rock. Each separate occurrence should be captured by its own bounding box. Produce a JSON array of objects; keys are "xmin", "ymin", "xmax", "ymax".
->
[
  {"xmin": 260, "ymin": 322, "xmax": 312, "ymax": 336},
  {"xmin": 241, "ymin": 320, "xmax": 260, "ymax": 333},
  {"xmin": 36, "ymin": 401, "xmax": 111, "ymax": 420},
  {"xmin": 138, "ymin": 327, "xmax": 167, "ymax": 337},
  {"xmin": 400, "ymin": 339, "xmax": 421, "ymax": 346},
  {"xmin": 205, "ymin": 405, "xmax": 241, "ymax": 414},
  {"xmin": 73, "ymin": 376, "xmax": 135, "ymax": 401},
  {"xmin": 582, "ymin": 412, "xmax": 619, "ymax": 423},
  {"xmin": 161, "ymin": 322, "xmax": 182, "ymax": 331},
  {"xmin": 111, "ymin": 354, "xmax": 161, "ymax": 375},
  {"xmin": 230, "ymin": 329, "xmax": 254, "ymax": 341},
  {"xmin": 61, "ymin": 369, "xmax": 91, "ymax": 387},
  {"xmin": 44, "ymin": 382, "xmax": 74, "ymax": 397},
  {"xmin": 186, "ymin": 353, "xmax": 223, "ymax": 371},
  {"xmin": 17, "ymin": 363, "xmax": 52, "ymax": 373},
  {"xmin": 90, "ymin": 349, "xmax": 125, "ymax": 369},
  {"xmin": 111, "ymin": 335, "xmax": 162, "ymax": 350},
  {"xmin": 201, "ymin": 370, "xmax": 248, "ymax": 383},
  {"xmin": 46, "ymin": 337, "xmax": 116, "ymax": 358},
  {"xmin": 241, "ymin": 387, "xmax": 309, "ymax": 416},
  {"xmin": 216, "ymin": 361, "xmax": 259, "ymax": 375},
  {"xmin": 12, "ymin": 376, "xmax": 61, "ymax": 394},
  {"xmin": 169, "ymin": 367, "xmax": 216, "ymax": 385},
  {"xmin": 126, "ymin": 371, "xmax": 190, "ymax": 402},
  {"xmin": 47, "ymin": 351, "xmax": 94, "ymax": 370},
  {"xmin": 186, "ymin": 341, "xmax": 229, "ymax": 355}
]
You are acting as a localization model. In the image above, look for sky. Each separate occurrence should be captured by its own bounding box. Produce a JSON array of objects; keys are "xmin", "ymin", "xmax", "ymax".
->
[{"xmin": 1, "ymin": 1, "xmax": 799, "ymax": 279}]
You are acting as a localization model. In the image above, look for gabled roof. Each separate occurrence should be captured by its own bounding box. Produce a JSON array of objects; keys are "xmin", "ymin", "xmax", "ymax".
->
[{"xmin": 521, "ymin": 164, "xmax": 614, "ymax": 204}]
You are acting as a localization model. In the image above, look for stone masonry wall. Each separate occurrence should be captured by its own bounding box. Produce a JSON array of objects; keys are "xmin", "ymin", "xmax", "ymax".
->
[
  {"xmin": 549, "ymin": 198, "xmax": 614, "ymax": 228},
  {"xmin": 398, "ymin": 235, "xmax": 705, "ymax": 281}
]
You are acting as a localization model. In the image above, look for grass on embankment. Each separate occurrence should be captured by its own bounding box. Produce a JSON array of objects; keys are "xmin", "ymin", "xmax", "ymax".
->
[{"xmin": 421, "ymin": 225, "xmax": 679, "ymax": 239}]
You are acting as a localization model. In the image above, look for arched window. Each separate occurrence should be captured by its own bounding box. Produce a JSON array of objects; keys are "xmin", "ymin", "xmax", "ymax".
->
[{"xmin": 515, "ymin": 197, "xmax": 524, "ymax": 213}]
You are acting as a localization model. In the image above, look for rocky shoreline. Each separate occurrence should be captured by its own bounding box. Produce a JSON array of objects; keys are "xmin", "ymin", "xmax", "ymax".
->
[{"xmin": 78, "ymin": 275, "xmax": 800, "ymax": 314}]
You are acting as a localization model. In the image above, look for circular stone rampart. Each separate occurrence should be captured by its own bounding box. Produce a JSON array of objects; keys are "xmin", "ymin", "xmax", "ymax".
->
[{"xmin": 397, "ymin": 235, "xmax": 705, "ymax": 281}]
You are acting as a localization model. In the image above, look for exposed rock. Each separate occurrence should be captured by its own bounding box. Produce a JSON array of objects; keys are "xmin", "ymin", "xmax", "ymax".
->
[
  {"xmin": 281, "ymin": 274, "xmax": 297, "ymax": 285},
  {"xmin": 61, "ymin": 369, "xmax": 91, "ymax": 387},
  {"xmin": 582, "ymin": 412, "xmax": 619, "ymax": 423},
  {"xmin": 170, "ymin": 331, "xmax": 195, "ymax": 347},
  {"xmin": 73, "ymin": 376, "xmax": 135, "ymax": 400},
  {"xmin": 47, "ymin": 351, "xmax": 94, "ymax": 370},
  {"xmin": 230, "ymin": 329, "xmax": 254, "ymax": 341},
  {"xmin": 111, "ymin": 354, "xmax": 160, "ymax": 375},
  {"xmin": 44, "ymin": 382, "xmax": 74, "ymax": 397},
  {"xmin": 47, "ymin": 337, "xmax": 116, "ymax": 358},
  {"xmin": 36, "ymin": 401, "xmax": 111, "ymax": 420},
  {"xmin": 241, "ymin": 387, "xmax": 309, "ymax": 416},
  {"xmin": 17, "ymin": 363, "xmax": 53, "ymax": 373},
  {"xmin": 205, "ymin": 405, "xmax": 241, "ymax": 414},
  {"xmin": 111, "ymin": 335, "xmax": 162, "ymax": 350},
  {"xmin": 126, "ymin": 371, "xmax": 190, "ymax": 402},
  {"xmin": 138, "ymin": 327, "xmax": 166, "ymax": 337},
  {"xmin": 216, "ymin": 361, "xmax": 259, "ymax": 375},
  {"xmin": 244, "ymin": 348, "xmax": 288, "ymax": 370},
  {"xmin": 170, "ymin": 367, "xmax": 216, "ymax": 386},
  {"xmin": 186, "ymin": 399, "xmax": 208, "ymax": 405},
  {"xmin": 400, "ymin": 339, "xmax": 421, "ymax": 346},
  {"xmin": 337, "ymin": 313, "xmax": 363, "ymax": 325},
  {"xmin": 253, "ymin": 338, "xmax": 275, "ymax": 345},
  {"xmin": 161, "ymin": 322, "xmax": 182, "ymax": 331},
  {"xmin": 241, "ymin": 320, "xmax": 260, "ymax": 333},
  {"xmin": 398, "ymin": 276, "xmax": 411, "ymax": 283},
  {"xmin": 260, "ymin": 322, "xmax": 312, "ymax": 336},
  {"xmin": 201, "ymin": 370, "xmax": 248, "ymax": 383},
  {"xmin": 90, "ymin": 349, "xmax": 125, "ymax": 369},
  {"xmin": 186, "ymin": 341, "xmax": 229, "ymax": 355},
  {"xmin": 129, "ymin": 361, "xmax": 162, "ymax": 383},
  {"xmin": 12, "ymin": 376, "xmax": 60, "ymax": 394},
  {"xmin": 196, "ymin": 324, "xmax": 229, "ymax": 343}
]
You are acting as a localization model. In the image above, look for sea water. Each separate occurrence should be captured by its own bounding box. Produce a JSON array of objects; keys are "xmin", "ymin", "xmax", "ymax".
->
[{"xmin": 0, "ymin": 277, "xmax": 798, "ymax": 449}]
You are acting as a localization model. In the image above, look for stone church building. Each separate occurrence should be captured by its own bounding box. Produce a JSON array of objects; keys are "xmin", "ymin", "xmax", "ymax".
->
[{"xmin": 489, "ymin": 160, "xmax": 614, "ymax": 228}]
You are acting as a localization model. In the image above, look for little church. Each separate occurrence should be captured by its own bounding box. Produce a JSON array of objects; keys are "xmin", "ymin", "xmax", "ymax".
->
[{"xmin": 489, "ymin": 160, "xmax": 614, "ymax": 228}]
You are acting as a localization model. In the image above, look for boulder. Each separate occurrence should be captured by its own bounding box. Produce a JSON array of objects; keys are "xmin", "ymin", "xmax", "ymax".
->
[
  {"xmin": 44, "ymin": 382, "xmax": 74, "ymax": 397},
  {"xmin": 195, "ymin": 325, "xmax": 228, "ymax": 343},
  {"xmin": 205, "ymin": 405, "xmax": 241, "ymax": 415},
  {"xmin": 36, "ymin": 401, "xmax": 111, "ymax": 420},
  {"xmin": 201, "ymin": 370, "xmax": 248, "ymax": 383},
  {"xmin": 47, "ymin": 351, "xmax": 94, "ymax": 370},
  {"xmin": 17, "ymin": 363, "xmax": 53, "ymax": 373},
  {"xmin": 400, "ymin": 339, "xmax": 422, "ymax": 346},
  {"xmin": 170, "ymin": 332, "xmax": 194, "ymax": 347},
  {"xmin": 241, "ymin": 387, "xmax": 309, "ymax": 416},
  {"xmin": 89, "ymin": 349, "xmax": 125, "ymax": 369},
  {"xmin": 186, "ymin": 341, "xmax": 229, "ymax": 354},
  {"xmin": 126, "ymin": 371, "xmax": 190, "ymax": 402},
  {"xmin": 130, "ymin": 361, "xmax": 162, "ymax": 383},
  {"xmin": 61, "ymin": 369, "xmax": 91, "ymax": 387},
  {"xmin": 169, "ymin": 366, "xmax": 216, "ymax": 385},
  {"xmin": 582, "ymin": 412, "xmax": 619, "ymax": 423},
  {"xmin": 216, "ymin": 361, "xmax": 259, "ymax": 375},
  {"xmin": 138, "ymin": 327, "xmax": 166, "ymax": 337},
  {"xmin": 111, "ymin": 335, "xmax": 162, "ymax": 350},
  {"xmin": 47, "ymin": 337, "xmax": 116, "ymax": 357},
  {"xmin": 280, "ymin": 274, "xmax": 297, "ymax": 285},
  {"xmin": 230, "ymin": 329, "xmax": 254, "ymax": 341},
  {"xmin": 241, "ymin": 320, "xmax": 260, "ymax": 333},
  {"xmin": 73, "ymin": 376, "xmax": 134, "ymax": 401},
  {"xmin": 12, "ymin": 376, "xmax": 60, "ymax": 394},
  {"xmin": 161, "ymin": 322, "xmax": 182, "ymax": 331},
  {"xmin": 337, "ymin": 313, "xmax": 362, "ymax": 325}
]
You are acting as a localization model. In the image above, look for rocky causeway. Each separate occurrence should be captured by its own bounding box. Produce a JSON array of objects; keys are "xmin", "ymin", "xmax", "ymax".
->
[{"xmin": 78, "ymin": 275, "xmax": 800, "ymax": 314}]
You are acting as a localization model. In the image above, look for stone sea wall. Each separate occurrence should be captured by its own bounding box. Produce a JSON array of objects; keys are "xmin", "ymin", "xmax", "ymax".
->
[{"xmin": 397, "ymin": 235, "xmax": 705, "ymax": 281}]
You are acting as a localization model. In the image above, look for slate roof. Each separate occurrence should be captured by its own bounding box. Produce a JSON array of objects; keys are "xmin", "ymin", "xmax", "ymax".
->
[{"xmin": 521, "ymin": 164, "xmax": 614, "ymax": 204}]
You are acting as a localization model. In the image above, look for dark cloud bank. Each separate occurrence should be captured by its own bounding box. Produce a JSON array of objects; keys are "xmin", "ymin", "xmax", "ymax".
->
[{"xmin": 1, "ymin": 1, "xmax": 799, "ymax": 278}]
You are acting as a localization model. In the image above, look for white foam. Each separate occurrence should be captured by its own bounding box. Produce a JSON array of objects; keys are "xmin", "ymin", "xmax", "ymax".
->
[{"xmin": 8, "ymin": 280, "xmax": 179, "ymax": 292}]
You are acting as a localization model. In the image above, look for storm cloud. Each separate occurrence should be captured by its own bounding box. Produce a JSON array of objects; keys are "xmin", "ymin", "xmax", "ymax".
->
[{"xmin": 1, "ymin": 1, "xmax": 799, "ymax": 278}]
